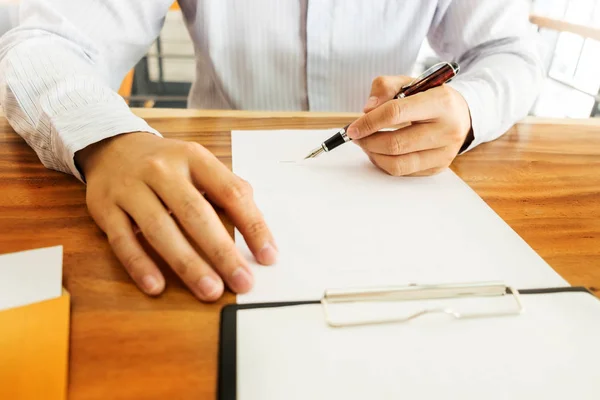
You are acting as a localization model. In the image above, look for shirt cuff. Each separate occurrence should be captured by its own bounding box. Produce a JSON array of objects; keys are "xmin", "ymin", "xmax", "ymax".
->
[
  {"xmin": 447, "ymin": 78, "xmax": 485, "ymax": 154},
  {"xmin": 49, "ymin": 103, "xmax": 161, "ymax": 182}
]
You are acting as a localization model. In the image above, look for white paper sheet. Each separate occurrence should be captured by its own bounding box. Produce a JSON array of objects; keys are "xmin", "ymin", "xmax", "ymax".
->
[
  {"xmin": 237, "ymin": 292, "xmax": 600, "ymax": 400},
  {"xmin": 232, "ymin": 130, "xmax": 566, "ymax": 303},
  {"xmin": 0, "ymin": 246, "xmax": 63, "ymax": 311}
]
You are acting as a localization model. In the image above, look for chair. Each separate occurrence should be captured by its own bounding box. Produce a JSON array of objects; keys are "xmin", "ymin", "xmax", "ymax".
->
[{"xmin": 118, "ymin": 1, "xmax": 181, "ymax": 107}]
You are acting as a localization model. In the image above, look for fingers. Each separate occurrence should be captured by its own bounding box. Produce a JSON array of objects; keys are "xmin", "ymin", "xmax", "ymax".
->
[
  {"xmin": 117, "ymin": 182, "xmax": 225, "ymax": 302},
  {"xmin": 104, "ymin": 207, "xmax": 165, "ymax": 296},
  {"xmin": 364, "ymin": 75, "xmax": 414, "ymax": 113},
  {"xmin": 146, "ymin": 172, "xmax": 254, "ymax": 294},
  {"xmin": 82, "ymin": 133, "xmax": 271, "ymax": 302},
  {"xmin": 186, "ymin": 143, "xmax": 278, "ymax": 265},
  {"xmin": 348, "ymin": 88, "xmax": 443, "ymax": 140},
  {"xmin": 366, "ymin": 147, "xmax": 452, "ymax": 176},
  {"xmin": 356, "ymin": 123, "xmax": 451, "ymax": 156}
]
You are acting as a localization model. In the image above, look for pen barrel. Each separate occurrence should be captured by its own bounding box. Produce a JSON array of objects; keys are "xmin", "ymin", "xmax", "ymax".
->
[
  {"xmin": 323, "ymin": 127, "xmax": 350, "ymax": 151},
  {"xmin": 400, "ymin": 63, "xmax": 456, "ymax": 98}
]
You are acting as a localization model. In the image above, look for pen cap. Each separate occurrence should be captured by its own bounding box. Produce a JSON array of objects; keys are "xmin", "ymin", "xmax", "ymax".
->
[{"xmin": 401, "ymin": 62, "xmax": 458, "ymax": 98}]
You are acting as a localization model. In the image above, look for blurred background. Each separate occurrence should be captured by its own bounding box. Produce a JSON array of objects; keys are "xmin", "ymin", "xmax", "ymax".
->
[{"xmin": 0, "ymin": 0, "xmax": 598, "ymax": 118}]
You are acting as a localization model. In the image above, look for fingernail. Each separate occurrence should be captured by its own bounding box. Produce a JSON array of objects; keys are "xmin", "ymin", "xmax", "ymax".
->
[
  {"xmin": 257, "ymin": 242, "xmax": 278, "ymax": 265},
  {"xmin": 346, "ymin": 126, "xmax": 358, "ymax": 140},
  {"xmin": 231, "ymin": 267, "xmax": 254, "ymax": 293},
  {"xmin": 197, "ymin": 276, "xmax": 221, "ymax": 299},
  {"xmin": 364, "ymin": 96, "xmax": 378, "ymax": 110},
  {"xmin": 142, "ymin": 275, "xmax": 160, "ymax": 294}
]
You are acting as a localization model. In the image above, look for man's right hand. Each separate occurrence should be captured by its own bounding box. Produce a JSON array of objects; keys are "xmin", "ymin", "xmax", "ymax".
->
[{"xmin": 75, "ymin": 132, "xmax": 277, "ymax": 302}]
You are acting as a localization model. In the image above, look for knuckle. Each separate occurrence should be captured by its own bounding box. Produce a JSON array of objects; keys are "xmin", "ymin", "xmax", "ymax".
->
[
  {"xmin": 211, "ymin": 244, "xmax": 237, "ymax": 266},
  {"xmin": 222, "ymin": 179, "xmax": 253, "ymax": 205},
  {"xmin": 183, "ymin": 141, "xmax": 208, "ymax": 157},
  {"xmin": 372, "ymin": 76, "xmax": 387, "ymax": 90},
  {"xmin": 109, "ymin": 234, "xmax": 146, "ymax": 272},
  {"xmin": 361, "ymin": 116, "xmax": 376, "ymax": 135},
  {"xmin": 122, "ymin": 251, "xmax": 147, "ymax": 273},
  {"xmin": 243, "ymin": 219, "xmax": 268, "ymax": 237},
  {"xmin": 140, "ymin": 213, "xmax": 170, "ymax": 242},
  {"xmin": 173, "ymin": 252, "xmax": 199, "ymax": 277},
  {"xmin": 389, "ymin": 100, "xmax": 406, "ymax": 124},
  {"xmin": 179, "ymin": 196, "xmax": 205, "ymax": 222},
  {"xmin": 391, "ymin": 161, "xmax": 406, "ymax": 176},
  {"xmin": 439, "ymin": 85, "xmax": 456, "ymax": 109},
  {"xmin": 383, "ymin": 159, "xmax": 404, "ymax": 177},
  {"xmin": 388, "ymin": 134, "xmax": 404, "ymax": 155},
  {"xmin": 407, "ymin": 155, "xmax": 421, "ymax": 174},
  {"xmin": 390, "ymin": 156, "xmax": 418, "ymax": 176},
  {"xmin": 449, "ymin": 128, "xmax": 466, "ymax": 143},
  {"xmin": 143, "ymin": 157, "xmax": 170, "ymax": 177},
  {"xmin": 108, "ymin": 232, "xmax": 128, "ymax": 251},
  {"xmin": 120, "ymin": 175, "xmax": 138, "ymax": 190}
]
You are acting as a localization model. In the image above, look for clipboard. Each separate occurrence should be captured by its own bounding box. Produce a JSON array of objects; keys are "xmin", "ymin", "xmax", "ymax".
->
[{"xmin": 218, "ymin": 282, "xmax": 599, "ymax": 400}]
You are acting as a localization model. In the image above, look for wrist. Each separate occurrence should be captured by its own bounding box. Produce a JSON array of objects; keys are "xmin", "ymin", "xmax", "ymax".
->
[
  {"xmin": 74, "ymin": 131, "xmax": 154, "ymax": 180},
  {"xmin": 447, "ymin": 86, "xmax": 474, "ymax": 154}
]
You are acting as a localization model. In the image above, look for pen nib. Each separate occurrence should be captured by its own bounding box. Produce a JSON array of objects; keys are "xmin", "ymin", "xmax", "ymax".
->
[{"xmin": 304, "ymin": 146, "xmax": 325, "ymax": 159}]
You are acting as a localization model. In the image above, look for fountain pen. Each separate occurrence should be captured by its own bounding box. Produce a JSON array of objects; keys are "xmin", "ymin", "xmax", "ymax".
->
[{"xmin": 303, "ymin": 61, "xmax": 460, "ymax": 159}]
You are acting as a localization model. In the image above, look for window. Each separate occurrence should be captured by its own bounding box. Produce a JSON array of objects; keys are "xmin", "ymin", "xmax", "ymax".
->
[{"xmin": 531, "ymin": 0, "xmax": 600, "ymax": 117}]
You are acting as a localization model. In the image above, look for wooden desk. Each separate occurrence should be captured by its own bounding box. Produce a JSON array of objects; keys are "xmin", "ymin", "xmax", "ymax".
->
[{"xmin": 1, "ymin": 110, "xmax": 599, "ymax": 399}]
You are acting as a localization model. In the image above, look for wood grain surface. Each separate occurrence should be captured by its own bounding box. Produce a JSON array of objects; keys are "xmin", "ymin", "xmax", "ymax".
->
[{"xmin": 0, "ymin": 110, "xmax": 599, "ymax": 399}]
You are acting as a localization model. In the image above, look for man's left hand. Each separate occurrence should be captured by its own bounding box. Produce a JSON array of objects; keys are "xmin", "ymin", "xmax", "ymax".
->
[{"xmin": 347, "ymin": 75, "xmax": 472, "ymax": 176}]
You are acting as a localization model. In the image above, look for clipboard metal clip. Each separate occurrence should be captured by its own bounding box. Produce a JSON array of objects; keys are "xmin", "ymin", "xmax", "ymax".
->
[{"xmin": 321, "ymin": 281, "xmax": 523, "ymax": 328}]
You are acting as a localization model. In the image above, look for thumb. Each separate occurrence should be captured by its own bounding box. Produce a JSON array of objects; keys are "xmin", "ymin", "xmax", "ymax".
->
[{"xmin": 363, "ymin": 75, "xmax": 414, "ymax": 113}]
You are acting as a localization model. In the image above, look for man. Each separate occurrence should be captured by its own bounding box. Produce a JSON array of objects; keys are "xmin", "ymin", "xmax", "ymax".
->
[{"xmin": 0, "ymin": 0, "xmax": 544, "ymax": 302}]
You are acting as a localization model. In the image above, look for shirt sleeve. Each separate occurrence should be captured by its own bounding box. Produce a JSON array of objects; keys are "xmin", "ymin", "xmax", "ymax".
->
[
  {"xmin": 0, "ymin": 0, "xmax": 173, "ymax": 181},
  {"xmin": 427, "ymin": 0, "xmax": 546, "ymax": 152}
]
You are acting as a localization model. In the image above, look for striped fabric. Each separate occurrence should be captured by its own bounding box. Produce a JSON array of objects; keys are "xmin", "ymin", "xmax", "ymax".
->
[{"xmin": 0, "ymin": 0, "xmax": 544, "ymax": 181}]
